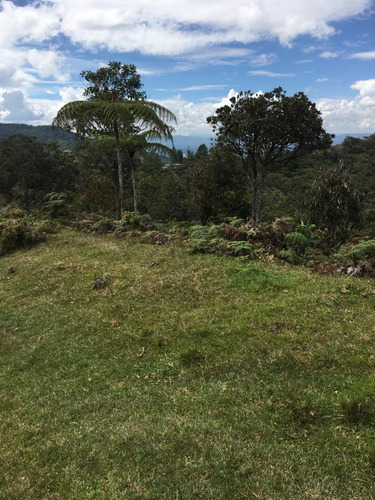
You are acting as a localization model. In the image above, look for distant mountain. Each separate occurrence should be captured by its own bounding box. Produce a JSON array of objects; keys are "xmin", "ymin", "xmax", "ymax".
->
[
  {"xmin": 0, "ymin": 123, "xmax": 370, "ymax": 152},
  {"xmin": 172, "ymin": 133, "xmax": 369, "ymax": 152},
  {"xmin": 0, "ymin": 123, "xmax": 77, "ymax": 149},
  {"xmin": 170, "ymin": 135, "xmax": 212, "ymax": 153},
  {"xmin": 332, "ymin": 133, "xmax": 368, "ymax": 145}
]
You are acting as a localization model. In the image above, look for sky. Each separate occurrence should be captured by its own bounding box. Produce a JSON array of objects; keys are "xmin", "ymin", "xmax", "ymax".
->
[{"xmin": 0, "ymin": 0, "xmax": 374, "ymax": 137}]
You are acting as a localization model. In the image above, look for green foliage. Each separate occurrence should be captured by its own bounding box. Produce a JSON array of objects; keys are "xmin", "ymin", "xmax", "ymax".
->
[
  {"xmin": 118, "ymin": 211, "xmax": 152, "ymax": 231},
  {"xmin": 188, "ymin": 223, "xmax": 254, "ymax": 258},
  {"xmin": 309, "ymin": 160, "xmax": 363, "ymax": 246},
  {"xmin": 43, "ymin": 192, "xmax": 68, "ymax": 218},
  {"xmin": 278, "ymin": 220, "xmax": 320, "ymax": 263},
  {"xmin": 0, "ymin": 123, "xmax": 77, "ymax": 149},
  {"xmin": 277, "ymin": 249, "xmax": 298, "ymax": 264},
  {"xmin": 347, "ymin": 240, "xmax": 375, "ymax": 264},
  {"xmin": 190, "ymin": 146, "xmax": 250, "ymax": 224},
  {"xmin": 54, "ymin": 62, "xmax": 176, "ymax": 218},
  {"xmin": 81, "ymin": 61, "xmax": 147, "ymax": 102},
  {"xmin": 207, "ymin": 87, "xmax": 333, "ymax": 222},
  {"xmin": 225, "ymin": 240, "xmax": 255, "ymax": 258},
  {"xmin": 92, "ymin": 218, "xmax": 114, "ymax": 233},
  {"xmin": 0, "ymin": 209, "xmax": 52, "ymax": 255}
]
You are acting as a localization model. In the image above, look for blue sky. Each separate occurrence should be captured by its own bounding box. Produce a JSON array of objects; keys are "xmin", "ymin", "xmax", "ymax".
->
[{"xmin": 0, "ymin": 0, "xmax": 374, "ymax": 136}]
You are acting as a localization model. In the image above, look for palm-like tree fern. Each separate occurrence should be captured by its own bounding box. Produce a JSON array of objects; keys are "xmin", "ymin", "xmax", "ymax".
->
[{"xmin": 53, "ymin": 99, "xmax": 176, "ymax": 218}]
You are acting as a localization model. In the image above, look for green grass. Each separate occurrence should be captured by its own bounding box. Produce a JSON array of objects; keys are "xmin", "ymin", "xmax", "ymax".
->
[{"xmin": 1, "ymin": 230, "xmax": 375, "ymax": 499}]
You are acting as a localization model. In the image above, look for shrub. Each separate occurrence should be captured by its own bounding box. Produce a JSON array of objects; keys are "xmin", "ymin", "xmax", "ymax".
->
[
  {"xmin": 347, "ymin": 240, "xmax": 375, "ymax": 264},
  {"xmin": 43, "ymin": 192, "xmax": 69, "ymax": 218},
  {"xmin": 92, "ymin": 218, "xmax": 114, "ymax": 233},
  {"xmin": 0, "ymin": 218, "xmax": 48, "ymax": 255},
  {"xmin": 118, "ymin": 211, "xmax": 153, "ymax": 232},
  {"xmin": 309, "ymin": 160, "xmax": 363, "ymax": 247}
]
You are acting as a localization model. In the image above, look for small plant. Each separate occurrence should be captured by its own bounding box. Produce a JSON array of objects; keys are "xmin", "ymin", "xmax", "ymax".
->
[
  {"xmin": 92, "ymin": 218, "xmax": 114, "ymax": 233},
  {"xmin": 279, "ymin": 221, "xmax": 320, "ymax": 263},
  {"xmin": 43, "ymin": 192, "xmax": 68, "ymax": 218},
  {"xmin": 347, "ymin": 240, "xmax": 375, "ymax": 264},
  {"xmin": 225, "ymin": 216, "xmax": 245, "ymax": 227},
  {"xmin": 119, "ymin": 211, "xmax": 153, "ymax": 231},
  {"xmin": 0, "ymin": 218, "xmax": 48, "ymax": 255},
  {"xmin": 225, "ymin": 240, "xmax": 255, "ymax": 258}
]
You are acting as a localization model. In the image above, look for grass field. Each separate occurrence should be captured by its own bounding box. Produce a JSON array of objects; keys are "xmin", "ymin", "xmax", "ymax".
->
[{"xmin": 1, "ymin": 230, "xmax": 375, "ymax": 499}]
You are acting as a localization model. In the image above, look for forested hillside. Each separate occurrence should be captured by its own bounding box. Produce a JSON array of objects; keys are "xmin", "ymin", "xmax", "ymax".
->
[{"xmin": 0, "ymin": 123, "xmax": 77, "ymax": 149}]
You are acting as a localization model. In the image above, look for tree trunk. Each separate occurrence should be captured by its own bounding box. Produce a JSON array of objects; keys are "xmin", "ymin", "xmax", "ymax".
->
[
  {"xmin": 114, "ymin": 123, "xmax": 123, "ymax": 219},
  {"xmin": 112, "ymin": 169, "xmax": 121, "ymax": 220},
  {"xmin": 23, "ymin": 177, "xmax": 30, "ymax": 212},
  {"xmin": 255, "ymin": 167, "xmax": 267, "ymax": 223},
  {"xmin": 249, "ymin": 162, "xmax": 259, "ymax": 222},
  {"xmin": 130, "ymin": 156, "xmax": 138, "ymax": 213}
]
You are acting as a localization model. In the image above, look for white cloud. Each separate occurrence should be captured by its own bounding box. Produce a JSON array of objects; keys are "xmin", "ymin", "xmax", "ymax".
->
[
  {"xmin": 0, "ymin": 0, "xmax": 372, "ymax": 56},
  {"xmin": 250, "ymin": 53, "xmax": 278, "ymax": 67},
  {"xmin": 316, "ymin": 77, "xmax": 329, "ymax": 82},
  {"xmin": 0, "ymin": 1, "xmax": 60, "ymax": 46},
  {"xmin": 319, "ymin": 51, "xmax": 340, "ymax": 58},
  {"xmin": 178, "ymin": 85, "xmax": 230, "ymax": 91},
  {"xmin": 156, "ymin": 89, "xmax": 239, "ymax": 135},
  {"xmin": 350, "ymin": 79, "xmax": 375, "ymax": 96},
  {"xmin": 0, "ymin": 86, "xmax": 84, "ymax": 125},
  {"xmin": 348, "ymin": 50, "xmax": 375, "ymax": 59},
  {"xmin": 249, "ymin": 70, "xmax": 295, "ymax": 77},
  {"xmin": 317, "ymin": 78, "xmax": 375, "ymax": 133}
]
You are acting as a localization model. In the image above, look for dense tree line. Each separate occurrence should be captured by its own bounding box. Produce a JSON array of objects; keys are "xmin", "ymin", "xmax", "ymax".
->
[
  {"xmin": 0, "ymin": 130, "xmax": 373, "ymax": 226},
  {"xmin": 0, "ymin": 62, "xmax": 373, "ymax": 238}
]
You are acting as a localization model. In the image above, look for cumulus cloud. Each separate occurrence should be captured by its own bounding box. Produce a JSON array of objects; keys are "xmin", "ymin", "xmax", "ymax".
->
[
  {"xmin": 317, "ymin": 78, "xmax": 375, "ymax": 133},
  {"xmin": 0, "ymin": 90, "xmax": 42, "ymax": 122},
  {"xmin": 156, "ymin": 89, "xmax": 239, "ymax": 135},
  {"xmin": 0, "ymin": 86, "xmax": 84, "ymax": 125},
  {"xmin": 0, "ymin": 0, "xmax": 372, "ymax": 56},
  {"xmin": 350, "ymin": 79, "xmax": 375, "ymax": 96}
]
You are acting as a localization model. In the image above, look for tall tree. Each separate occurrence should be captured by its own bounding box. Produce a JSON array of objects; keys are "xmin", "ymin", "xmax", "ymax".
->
[
  {"xmin": 53, "ymin": 62, "xmax": 176, "ymax": 218},
  {"xmin": 309, "ymin": 160, "xmax": 363, "ymax": 246},
  {"xmin": 0, "ymin": 135, "xmax": 51, "ymax": 210},
  {"xmin": 207, "ymin": 87, "xmax": 333, "ymax": 222}
]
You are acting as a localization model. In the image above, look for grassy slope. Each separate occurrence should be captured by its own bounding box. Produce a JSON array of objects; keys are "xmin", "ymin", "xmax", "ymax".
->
[{"xmin": 1, "ymin": 230, "xmax": 375, "ymax": 499}]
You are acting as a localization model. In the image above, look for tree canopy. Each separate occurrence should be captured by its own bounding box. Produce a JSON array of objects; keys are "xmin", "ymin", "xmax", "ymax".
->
[
  {"xmin": 207, "ymin": 87, "xmax": 333, "ymax": 222},
  {"xmin": 81, "ymin": 61, "xmax": 147, "ymax": 102},
  {"xmin": 53, "ymin": 62, "xmax": 176, "ymax": 217}
]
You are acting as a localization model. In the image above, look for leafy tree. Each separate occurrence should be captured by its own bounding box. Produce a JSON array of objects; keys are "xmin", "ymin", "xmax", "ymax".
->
[
  {"xmin": 195, "ymin": 143, "xmax": 208, "ymax": 159},
  {"xmin": 53, "ymin": 62, "xmax": 176, "ymax": 218},
  {"xmin": 81, "ymin": 62, "xmax": 147, "ymax": 102},
  {"xmin": 309, "ymin": 160, "xmax": 363, "ymax": 246},
  {"xmin": 170, "ymin": 148, "xmax": 184, "ymax": 164},
  {"xmin": 0, "ymin": 134, "xmax": 51, "ymax": 210},
  {"xmin": 191, "ymin": 146, "xmax": 250, "ymax": 224},
  {"xmin": 207, "ymin": 87, "xmax": 333, "ymax": 222}
]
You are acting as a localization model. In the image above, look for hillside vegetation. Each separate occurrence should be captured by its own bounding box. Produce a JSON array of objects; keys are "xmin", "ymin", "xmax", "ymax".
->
[{"xmin": 1, "ymin": 230, "xmax": 375, "ymax": 499}]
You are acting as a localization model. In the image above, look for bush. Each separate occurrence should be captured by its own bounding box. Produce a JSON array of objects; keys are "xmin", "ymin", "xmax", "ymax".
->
[
  {"xmin": 347, "ymin": 240, "xmax": 375, "ymax": 264},
  {"xmin": 0, "ymin": 218, "xmax": 49, "ymax": 255},
  {"xmin": 118, "ymin": 212, "xmax": 153, "ymax": 232},
  {"xmin": 188, "ymin": 223, "xmax": 255, "ymax": 258},
  {"xmin": 309, "ymin": 160, "xmax": 363, "ymax": 247}
]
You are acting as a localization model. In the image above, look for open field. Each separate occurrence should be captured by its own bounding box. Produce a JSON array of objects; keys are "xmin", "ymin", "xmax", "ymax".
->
[{"xmin": 1, "ymin": 230, "xmax": 375, "ymax": 499}]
